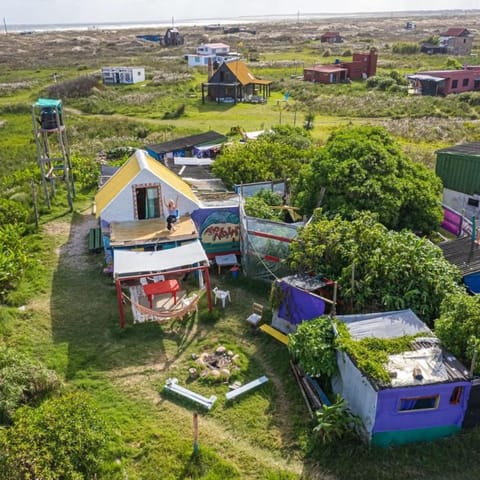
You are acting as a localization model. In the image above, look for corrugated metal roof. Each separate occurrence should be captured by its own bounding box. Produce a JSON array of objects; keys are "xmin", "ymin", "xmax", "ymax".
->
[
  {"xmin": 95, "ymin": 150, "xmax": 198, "ymax": 217},
  {"xmin": 436, "ymin": 144, "xmax": 480, "ymax": 194},
  {"xmin": 439, "ymin": 236, "xmax": 480, "ymax": 275},
  {"xmin": 146, "ymin": 131, "xmax": 226, "ymax": 155},
  {"xmin": 436, "ymin": 142, "xmax": 480, "ymax": 156}
]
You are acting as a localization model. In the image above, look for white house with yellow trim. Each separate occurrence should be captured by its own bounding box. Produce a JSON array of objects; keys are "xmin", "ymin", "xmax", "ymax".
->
[{"xmin": 95, "ymin": 149, "xmax": 200, "ymax": 225}]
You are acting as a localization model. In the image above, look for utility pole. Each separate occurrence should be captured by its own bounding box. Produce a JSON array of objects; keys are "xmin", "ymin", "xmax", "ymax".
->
[{"xmin": 3, "ymin": 17, "xmax": 7, "ymax": 34}]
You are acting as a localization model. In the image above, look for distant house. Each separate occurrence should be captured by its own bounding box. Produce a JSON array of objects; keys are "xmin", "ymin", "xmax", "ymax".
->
[
  {"xmin": 333, "ymin": 310, "xmax": 471, "ymax": 446},
  {"xmin": 320, "ymin": 31, "xmax": 343, "ymax": 43},
  {"xmin": 421, "ymin": 28, "xmax": 473, "ymax": 55},
  {"xmin": 303, "ymin": 49, "xmax": 377, "ymax": 84},
  {"xmin": 164, "ymin": 27, "xmax": 184, "ymax": 46},
  {"xmin": 186, "ymin": 43, "xmax": 239, "ymax": 68},
  {"xmin": 408, "ymin": 65, "xmax": 480, "ymax": 95},
  {"xmin": 405, "ymin": 21, "xmax": 416, "ymax": 30},
  {"xmin": 145, "ymin": 131, "xmax": 227, "ymax": 162},
  {"xmin": 435, "ymin": 142, "xmax": 480, "ymax": 219},
  {"xmin": 439, "ymin": 28, "xmax": 473, "ymax": 55},
  {"xmin": 102, "ymin": 67, "xmax": 145, "ymax": 85},
  {"xmin": 201, "ymin": 60, "xmax": 272, "ymax": 103}
]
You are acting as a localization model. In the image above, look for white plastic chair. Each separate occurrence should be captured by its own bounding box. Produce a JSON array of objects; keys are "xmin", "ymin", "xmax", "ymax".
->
[{"xmin": 212, "ymin": 287, "xmax": 231, "ymax": 308}]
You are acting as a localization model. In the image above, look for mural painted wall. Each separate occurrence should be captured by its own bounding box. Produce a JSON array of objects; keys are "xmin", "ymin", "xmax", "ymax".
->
[{"xmin": 191, "ymin": 207, "xmax": 240, "ymax": 255}]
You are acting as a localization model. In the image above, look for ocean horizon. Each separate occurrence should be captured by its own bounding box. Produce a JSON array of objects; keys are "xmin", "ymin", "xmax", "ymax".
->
[{"xmin": 3, "ymin": 9, "xmax": 476, "ymax": 34}]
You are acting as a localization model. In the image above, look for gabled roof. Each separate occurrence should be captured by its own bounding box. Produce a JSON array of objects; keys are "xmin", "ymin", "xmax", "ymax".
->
[
  {"xmin": 146, "ymin": 131, "xmax": 227, "ymax": 155},
  {"xmin": 223, "ymin": 60, "xmax": 272, "ymax": 86},
  {"xmin": 321, "ymin": 31, "xmax": 341, "ymax": 37},
  {"xmin": 440, "ymin": 27, "xmax": 471, "ymax": 37},
  {"xmin": 95, "ymin": 149, "xmax": 198, "ymax": 216}
]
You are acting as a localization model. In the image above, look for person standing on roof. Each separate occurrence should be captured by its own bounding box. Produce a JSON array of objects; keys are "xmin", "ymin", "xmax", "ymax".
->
[{"xmin": 164, "ymin": 195, "xmax": 179, "ymax": 231}]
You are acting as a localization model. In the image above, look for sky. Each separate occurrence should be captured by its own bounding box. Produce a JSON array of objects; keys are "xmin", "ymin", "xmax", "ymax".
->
[{"xmin": 2, "ymin": 0, "xmax": 479, "ymax": 25}]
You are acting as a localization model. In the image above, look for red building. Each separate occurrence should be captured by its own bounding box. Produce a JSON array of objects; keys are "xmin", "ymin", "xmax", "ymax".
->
[
  {"xmin": 303, "ymin": 49, "xmax": 377, "ymax": 84},
  {"xmin": 320, "ymin": 31, "xmax": 343, "ymax": 43},
  {"xmin": 408, "ymin": 65, "xmax": 480, "ymax": 96}
]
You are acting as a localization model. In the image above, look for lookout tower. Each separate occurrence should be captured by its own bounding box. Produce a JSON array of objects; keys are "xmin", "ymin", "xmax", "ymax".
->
[{"xmin": 32, "ymin": 98, "xmax": 75, "ymax": 210}]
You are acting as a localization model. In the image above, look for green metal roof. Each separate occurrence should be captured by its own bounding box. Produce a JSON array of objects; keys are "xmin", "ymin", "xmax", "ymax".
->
[
  {"xmin": 35, "ymin": 98, "xmax": 62, "ymax": 108},
  {"xmin": 436, "ymin": 144, "xmax": 480, "ymax": 194}
]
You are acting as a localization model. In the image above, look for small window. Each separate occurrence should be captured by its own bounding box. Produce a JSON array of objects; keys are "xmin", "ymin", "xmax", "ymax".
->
[
  {"xmin": 450, "ymin": 386, "xmax": 464, "ymax": 405},
  {"xmin": 452, "ymin": 79, "xmax": 458, "ymax": 89},
  {"xmin": 398, "ymin": 395, "xmax": 439, "ymax": 412},
  {"xmin": 463, "ymin": 78, "xmax": 469, "ymax": 87},
  {"xmin": 468, "ymin": 198, "xmax": 479, "ymax": 207}
]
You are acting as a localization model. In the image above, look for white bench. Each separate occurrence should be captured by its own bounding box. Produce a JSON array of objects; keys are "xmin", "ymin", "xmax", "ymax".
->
[
  {"xmin": 164, "ymin": 378, "xmax": 217, "ymax": 410},
  {"xmin": 225, "ymin": 375, "xmax": 269, "ymax": 401}
]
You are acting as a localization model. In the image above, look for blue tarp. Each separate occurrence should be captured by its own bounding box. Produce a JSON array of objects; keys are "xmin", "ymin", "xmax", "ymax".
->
[
  {"xmin": 464, "ymin": 272, "xmax": 480, "ymax": 294},
  {"xmin": 277, "ymin": 280, "xmax": 325, "ymax": 325}
]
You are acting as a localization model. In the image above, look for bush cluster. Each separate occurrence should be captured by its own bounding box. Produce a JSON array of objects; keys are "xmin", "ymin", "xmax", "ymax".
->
[{"xmin": 46, "ymin": 75, "xmax": 100, "ymax": 99}]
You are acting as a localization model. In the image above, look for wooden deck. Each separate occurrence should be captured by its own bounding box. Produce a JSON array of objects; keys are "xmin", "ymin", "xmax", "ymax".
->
[{"xmin": 110, "ymin": 216, "xmax": 198, "ymax": 247}]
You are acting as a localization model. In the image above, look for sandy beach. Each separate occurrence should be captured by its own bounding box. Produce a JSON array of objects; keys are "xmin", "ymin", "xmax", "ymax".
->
[{"xmin": 1, "ymin": 10, "xmax": 479, "ymax": 70}]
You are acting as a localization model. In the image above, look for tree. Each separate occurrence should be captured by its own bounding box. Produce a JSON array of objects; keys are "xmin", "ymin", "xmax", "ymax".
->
[
  {"xmin": 287, "ymin": 211, "xmax": 462, "ymax": 323},
  {"xmin": 0, "ymin": 392, "xmax": 110, "ymax": 480},
  {"xmin": 435, "ymin": 292, "xmax": 480, "ymax": 372},
  {"xmin": 244, "ymin": 189, "xmax": 284, "ymax": 221},
  {"xmin": 212, "ymin": 126, "xmax": 314, "ymax": 188},
  {"xmin": 292, "ymin": 126, "xmax": 443, "ymax": 233}
]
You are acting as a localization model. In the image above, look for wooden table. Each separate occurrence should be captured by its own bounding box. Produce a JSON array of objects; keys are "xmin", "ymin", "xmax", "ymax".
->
[
  {"xmin": 215, "ymin": 254, "xmax": 237, "ymax": 274},
  {"xmin": 143, "ymin": 279, "xmax": 180, "ymax": 308}
]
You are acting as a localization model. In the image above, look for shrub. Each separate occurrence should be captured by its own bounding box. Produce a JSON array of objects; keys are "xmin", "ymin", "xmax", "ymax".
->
[
  {"xmin": 0, "ymin": 347, "xmax": 62, "ymax": 424},
  {"xmin": 392, "ymin": 42, "xmax": 420, "ymax": 54},
  {"xmin": 0, "ymin": 224, "xmax": 30, "ymax": 300},
  {"xmin": 322, "ymin": 48, "xmax": 332, "ymax": 57},
  {"xmin": 45, "ymin": 75, "xmax": 100, "ymax": 99},
  {"xmin": 288, "ymin": 316, "xmax": 338, "ymax": 377},
  {"xmin": 313, "ymin": 395, "xmax": 362, "ymax": 444},
  {"xmin": 0, "ymin": 198, "xmax": 30, "ymax": 226},
  {"xmin": 162, "ymin": 104, "xmax": 186, "ymax": 119},
  {"xmin": 435, "ymin": 292, "xmax": 480, "ymax": 371},
  {"xmin": 0, "ymin": 392, "xmax": 109, "ymax": 479}
]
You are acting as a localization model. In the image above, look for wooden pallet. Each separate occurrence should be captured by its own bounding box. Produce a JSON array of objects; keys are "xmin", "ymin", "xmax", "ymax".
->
[
  {"xmin": 259, "ymin": 324, "xmax": 289, "ymax": 345},
  {"xmin": 88, "ymin": 227, "xmax": 103, "ymax": 253}
]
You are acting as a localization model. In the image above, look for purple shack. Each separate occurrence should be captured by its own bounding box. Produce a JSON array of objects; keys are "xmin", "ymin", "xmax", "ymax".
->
[{"xmin": 333, "ymin": 310, "xmax": 471, "ymax": 446}]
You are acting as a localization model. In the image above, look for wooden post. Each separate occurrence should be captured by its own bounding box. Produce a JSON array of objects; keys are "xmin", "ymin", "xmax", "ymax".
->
[
  {"xmin": 331, "ymin": 282, "xmax": 337, "ymax": 316},
  {"xmin": 193, "ymin": 412, "xmax": 199, "ymax": 455},
  {"xmin": 31, "ymin": 179, "xmax": 39, "ymax": 229},
  {"xmin": 116, "ymin": 278, "xmax": 126, "ymax": 328},
  {"xmin": 204, "ymin": 266, "xmax": 213, "ymax": 312}
]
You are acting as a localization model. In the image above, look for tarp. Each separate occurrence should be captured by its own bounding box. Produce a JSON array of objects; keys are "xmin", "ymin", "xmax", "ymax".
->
[
  {"xmin": 464, "ymin": 271, "xmax": 480, "ymax": 294},
  {"xmin": 113, "ymin": 240, "xmax": 208, "ymax": 277},
  {"xmin": 277, "ymin": 280, "xmax": 325, "ymax": 325},
  {"xmin": 336, "ymin": 309, "xmax": 431, "ymax": 340}
]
